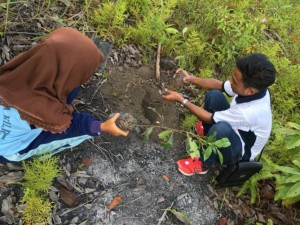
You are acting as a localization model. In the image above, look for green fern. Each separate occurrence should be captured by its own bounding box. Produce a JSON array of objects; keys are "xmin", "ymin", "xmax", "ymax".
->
[
  {"xmin": 237, "ymin": 156, "xmax": 276, "ymax": 204},
  {"xmin": 91, "ymin": 0, "xmax": 128, "ymax": 44},
  {"xmin": 182, "ymin": 114, "xmax": 198, "ymax": 130},
  {"xmin": 274, "ymin": 160, "xmax": 300, "ymax": 205},
  {"xmin": 21, "ymin": 189, "xmax": 53, "ymax": 225},
  {"xmin": 22, "ymin": 156, "xmax": 60, "ymax": 192},
  {"xmin": 21, "ymin": 156, "xmax": 60, "ymax": 224},
  {"xmin": 177, "ymin": 30, "xmax": 206, "ymax": 70}
]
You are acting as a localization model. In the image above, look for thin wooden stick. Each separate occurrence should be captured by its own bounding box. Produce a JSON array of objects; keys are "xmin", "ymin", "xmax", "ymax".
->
[
  {"xmin": 157, "ymin": 200, "xmax": 175, "ymax": 225},
  {"xmin": 156, "ymin": 42, "xmax": 161, "ymax": 81}
]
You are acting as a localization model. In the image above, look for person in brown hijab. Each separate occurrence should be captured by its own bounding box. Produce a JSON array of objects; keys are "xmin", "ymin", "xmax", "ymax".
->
[{"xmin": 0, "ymin": 27, "xmax": 128, "ymax": 162}]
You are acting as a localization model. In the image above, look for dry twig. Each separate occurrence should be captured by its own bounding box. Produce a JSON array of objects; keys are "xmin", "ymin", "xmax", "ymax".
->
[
  {"xmin": 157, "ymin": 200, "xmax": 175, "ymax": 225},
  {"xmin": 156, "ymin": 42, "xmax": 161, "ymax": 81}
]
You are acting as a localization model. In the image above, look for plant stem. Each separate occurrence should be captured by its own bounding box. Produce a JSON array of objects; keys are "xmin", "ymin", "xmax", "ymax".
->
[{"xmin": 138, "ymin": 124, "xmax": 205, "ymax": 144}]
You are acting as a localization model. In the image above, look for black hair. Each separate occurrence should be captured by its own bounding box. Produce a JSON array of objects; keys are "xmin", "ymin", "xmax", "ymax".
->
[{"xmin": 236, "ymin": 53, "xmax": 276, "ymax": 91}]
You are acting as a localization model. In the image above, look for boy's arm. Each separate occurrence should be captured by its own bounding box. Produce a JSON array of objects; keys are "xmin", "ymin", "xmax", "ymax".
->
[
  {"xmin": 161, "ymin": 90, "xmax": 213, "ymax": 124},
  {"xmin": 176, "ymin": 69, "xmax": 223, "ymax": 91},
  {"xmin": 184, "ymin": 101, "xmax": 213, "ymax": 124}
]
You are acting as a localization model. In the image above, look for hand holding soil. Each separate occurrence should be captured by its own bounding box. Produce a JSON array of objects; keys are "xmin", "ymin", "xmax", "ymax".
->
[
  {"xmin": 175, "ymin": 68, "xmax": 193, "ymax": 83},
  {"xmin": 109, "ymin": 112, "xmax": 138, "ymax": 131}
]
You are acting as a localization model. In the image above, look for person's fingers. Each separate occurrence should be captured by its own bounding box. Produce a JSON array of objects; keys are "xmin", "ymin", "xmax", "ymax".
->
[
  {"xmin": 173, "ymin": 72, "xmax": 180, "ymax": 79},
  {"xmin": 114, "ymin": 126, "xmax": 129, "ymax": 136},
  {"xmin": 111, "ymin": 112, "xmax": 120, "ymax": 122},
  {"xmin": 120, "ymin": 130, "xmax": 129, "ymax": 136},
  {"xmin": 176, "ymin": 68, "xmax": 183, "ymax": 73}
]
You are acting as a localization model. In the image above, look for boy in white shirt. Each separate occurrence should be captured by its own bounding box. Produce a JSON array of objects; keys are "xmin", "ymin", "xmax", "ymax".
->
[{"xmin": 161, "ymin": 53, "xmax": 276, "ymax": 176}]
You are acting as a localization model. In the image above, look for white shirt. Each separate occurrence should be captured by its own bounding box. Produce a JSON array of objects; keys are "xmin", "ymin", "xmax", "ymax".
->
[{"xmin": 213, "ymin": 81, "xmax": 272, "ymax": 160}]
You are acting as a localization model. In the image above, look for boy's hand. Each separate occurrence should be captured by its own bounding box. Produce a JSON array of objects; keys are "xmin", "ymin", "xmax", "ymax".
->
[
  {"xmin": 101, "ymin": 113, "xmax": 129, "ymax": 136},
  {"xmin": 160, "ymin": 89, "xmax": 184, "ymax": 103},
  {"xmin": 175, "ymin": 68, "xmax": 192, "ymax": 83}
]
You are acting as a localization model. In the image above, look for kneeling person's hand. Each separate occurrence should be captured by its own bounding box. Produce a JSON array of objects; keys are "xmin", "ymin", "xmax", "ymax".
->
[{"xmin": 101, "ymin": 113, "xmax": 129, "ymax": 136}]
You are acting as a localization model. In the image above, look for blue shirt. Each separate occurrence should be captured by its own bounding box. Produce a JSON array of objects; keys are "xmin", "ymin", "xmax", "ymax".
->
[
  {"xmin": 0, "ymin": 105, "xmax": 43, "ymax": 156},
  {"xmin": 0, "ymin": 105, "xmax": 102, "ymax": 158}
]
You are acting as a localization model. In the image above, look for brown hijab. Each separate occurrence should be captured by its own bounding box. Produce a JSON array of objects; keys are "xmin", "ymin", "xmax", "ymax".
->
[{"xmin": 0, "ymin": 27, "xmax": 104, "ymax": 133}]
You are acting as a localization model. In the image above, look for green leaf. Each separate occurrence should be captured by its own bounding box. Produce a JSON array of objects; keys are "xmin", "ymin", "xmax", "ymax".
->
[
  {"xmin": 206, "ymin": 131, "xmax": 217, "ymax": 142},
  {"xmin": 203, "ymin": 146, "xmax": 212, "ymax": 161},
  {"xmin": 217, "ymin": 149, "xmax": 224, "ymax": 164},
  {"xmin": 213, "ymin": 138, "xmax": 231, "ymax": 148},
  {"xmin": 276, "ymin": 165, "xmax": 300, "ymax": 175},
  {"xmin": 143, "ymin": 127, "xmax": 153, "ymax": 142},
  {"xmin": 175, "ymin": 55, "xmax": 185, "ymax": 60},
  {"xmin": 160, "ymin": 132, "xmax": 174, "ymax": 148},
  {"xmin": 182, "ymin": 27, "xmax": 188, "ymax": 35},
  {"xmin": 168, "ymin": 209, "xmax": 193, "ymax": 225},
  {"xmin": 158, "ymin": 130, "xmax": 172, "ymax": 142},
  {"xmin": 286, "ymin": 136, "xmax": 300, "ymax": 149},
  {"xmin": 275, "ymin": 185, "xmax": 290, "ymax": 200},
  {"xmin": 187, "ymin": 137, "xmax": 198, "ymax": 151},
  {"xmin": 286, "ymin": 182, "xmax": 300, "ymax": 198},
  {"xmin": 187, "ymin": 136, "xmax": 200, "ymax": 158},
  {"xmin": 189, "ymin": 149, "xmax": 200, "ymax": 159},
  {"xmin": 282, "ymin": 194, "xmax": 300, "ymax": 205},
  {"xmin": 273, "ymin": 128, "xmax": 299, "ymax": 136},
  {"xmin": 287, "ymin": 122, "xmax": 300, "ymax": 130},
  {"xmin": 161, "ymin": 142, "xmax": 172, "ymax": 148},
  {"xmin": 292, "ymin": 160, "xmax": 300, "ymax": 168},
  {"xmin": 165, "ymin": 27, "xmax": 179, "ymax": 35},
  {"xmin": 286, "ymin": 174, "xmax": 300, "ymax": 183}
]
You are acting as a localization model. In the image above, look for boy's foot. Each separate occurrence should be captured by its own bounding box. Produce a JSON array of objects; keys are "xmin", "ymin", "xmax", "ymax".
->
[
  {"xmin": 176, "ymin": 157, "xmax": 208, "ymax": 176},
  {"xmin": 195, "ymin": 121, "xmax": 204, "ymax": 137}
]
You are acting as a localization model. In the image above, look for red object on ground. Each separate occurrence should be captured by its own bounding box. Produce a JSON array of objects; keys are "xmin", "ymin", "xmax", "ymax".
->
[{"xmin": 176, "ymin": 157, "xmax": 207, "ymax": 176}]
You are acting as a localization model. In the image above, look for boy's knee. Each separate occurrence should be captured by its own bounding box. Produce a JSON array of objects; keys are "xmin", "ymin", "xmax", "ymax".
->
[
  {"xmin": 205, "ymin": 90, "xmax": 223, "ymax": 101},
  {"xmin": 208, "ymin": 121, "xmax": 232, "ymax": 138}
]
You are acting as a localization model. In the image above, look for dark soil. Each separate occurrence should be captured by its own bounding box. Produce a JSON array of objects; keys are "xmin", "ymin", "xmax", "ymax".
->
[{"xmin": 62, "ymin": 60, "xmax": 222, "ymax": 225}]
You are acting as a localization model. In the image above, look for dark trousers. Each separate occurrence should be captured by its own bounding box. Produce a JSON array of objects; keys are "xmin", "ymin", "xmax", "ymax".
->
[{"xmin": 201, "ymin": 90, "xmax": 242, "ymax": 167}]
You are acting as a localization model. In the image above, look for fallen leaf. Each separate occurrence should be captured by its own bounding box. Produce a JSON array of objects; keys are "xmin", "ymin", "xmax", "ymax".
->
[
  {"xmin": 261, "ymin": 187, "xmax": 273, "ymax": 199},
  {"xmin": 227, "ymin": 218, "xmax": 234, "ymax": 225},
  {"xmin": 168, "ymin": 182, "xmax": 177, "ymax": 191},
  {"xmin": 81, "ymin": 158, "xmax": 92, "ymax": 167},
  {"xmin": 169, "ymin": 209, "xmax": 192, "ymax": 225},
  {"xmin": 72, "ymin": 171, "xmax": 90, "ymax": 178},
  {"xmin": 157, "ymin": 196, "xmax": 165, "ymax": 203},
  {"xmin": 136, "ymin": 177, "xmax": 145, "ymax": 186},
  {"xmin": 60, "ymin": 187, "xmax": 78, "ymax": 207},
  {"xmin": 79, "ymin": 220, "xmax": 88, "ymax": 225},
  {"xmin": 108, "ymin": 196, "xmax": 122, "ymax": 210},
  {"xmin": 213, "ymin": 199, "xmax": 219, "ymax": 209},
  {"xmin": 85, "ymin": 188, "xmax": 96, "ymax": 194},
  {"xmin": 1, "ymin": 196, "xmax": 15, "ymax": 223},
  {"xmin": 162, "ymin": 175, "xmax": 170, "ymax": 182},
  {"xmin": 219, "ymin": 216, "xmax": 228, "ymax": 225},
  {"xmin": 0, "ymin": 171, "xmax": 24, "ymax": 184},
  {"xmin": 257, "ymin": 212, "xmax": 266, "ymax": 223},
  {"xmin": 177, "ymin": 193, "xmax": 188, "ymax": 201},
  {"xmin": 6, "ymin": 163, "xmax": 23, "ymax": 171}
]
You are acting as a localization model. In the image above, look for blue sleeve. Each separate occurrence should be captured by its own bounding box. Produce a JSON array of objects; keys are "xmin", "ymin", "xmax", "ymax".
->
[
  {"xmin": 18, "ymin": 112, "xmax": 102, "ymax": 155},
  {"xmin": 68, "ymin": 112, "xmax": 102, "ymax": 136}
]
